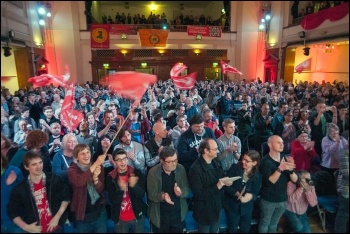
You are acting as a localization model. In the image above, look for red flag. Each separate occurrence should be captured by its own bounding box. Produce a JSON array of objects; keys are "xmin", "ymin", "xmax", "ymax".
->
[
  {"xmin": 295, "ymin": 58, "xmax": 311, "ymax": 74},
  {"xmin": 61, "ymin": 85, "xmax": 75, "ymax": 113},
  {"xmin": 105, "ymin": 71, "xmax": 157, "ymax": 101},
  {"xmin": 60, "ymin": 84, "xmax": 84, "ymax": 131},
  {"xmin": 220, "ymin": 61, "xmax": 243, "ymax": 75},
  {"xmin": 170, "ymin": 63, "xmax": 187, "ymax": 77},
  {"xmin": 60, "ymin": 109, "xmax": 84, "ymax": 132},
  {"xmin": 172, "ymin": 72, "xmax": 197, "ymax": 90},
  {"xmin": 1, "ymin": 76, "xmax": 16, "ymax": 82},
  {"xmin": 28, "ymin": 74, "xmax": 69, "ymax": 88}
]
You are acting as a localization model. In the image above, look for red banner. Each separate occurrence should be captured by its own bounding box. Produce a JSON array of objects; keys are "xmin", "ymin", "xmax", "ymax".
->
[
  {"xmin": 110, "ymin": 24, "xmax": 137, "ymax": 35},
  {"xmin": 187, "ymin": 26, "xmax": 222, "ymax": 37},
  {"xmin": 90, "ymin": 24, "xmax": 110, "ymax": 48},
  {"xmin": 301, "ymin": 2, "xmax": 349, "ymax": 30}
]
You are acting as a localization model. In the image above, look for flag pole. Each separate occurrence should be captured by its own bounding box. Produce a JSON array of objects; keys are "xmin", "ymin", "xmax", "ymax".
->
[{"xmin": 103, "ymin": 110, "xmax": 132, "ymax": 155}]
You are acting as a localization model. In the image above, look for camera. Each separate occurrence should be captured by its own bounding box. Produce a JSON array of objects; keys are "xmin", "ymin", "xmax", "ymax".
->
[
  {"xmin": 305, "ymin": 178, "xmax": 314, "ymax": 186},
  {"xmin": 134, "ymin": 108, "xmax": 142, "ymax": 113}
]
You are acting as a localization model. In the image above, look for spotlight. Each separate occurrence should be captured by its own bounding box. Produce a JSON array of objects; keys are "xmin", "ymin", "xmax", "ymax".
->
[
  {"xmin": 3, "ymin": 46, "xmax": 12, "ymax": 57},
  {"xmin": 303, "ymin": 47, "xmax": 310, "ymax": 56},
  {"xmin": 38, "ymin": 7, "xmax": 46, "ymax": 15},
  {"xmin": 39, "ymin": 19, "xmax": 45, "ymax": 26},
  {"xmin": 47, "ymin": 12, "xmax": 51, "ymax": 17}
]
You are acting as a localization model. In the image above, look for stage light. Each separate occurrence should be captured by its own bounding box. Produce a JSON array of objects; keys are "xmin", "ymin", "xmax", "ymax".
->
[{"xmin": 3, "ymin": 46, "xmax": 12, "ymax": 57}]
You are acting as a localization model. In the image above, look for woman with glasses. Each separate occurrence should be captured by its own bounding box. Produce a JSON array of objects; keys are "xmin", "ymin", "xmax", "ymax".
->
[
  {"xmin": 106, "ymin": 148, "xmax": 147, "ymax": 233},
  {"xmin": 223, "ymin": 150, "xmax": 261, "ymax": 233},
  {"xmin": 273, "ymin": 110, "xmax": 297, "ymax": 155}
]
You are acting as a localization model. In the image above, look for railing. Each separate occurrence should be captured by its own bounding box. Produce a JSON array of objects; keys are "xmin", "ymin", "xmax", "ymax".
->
[{"xmin": 87, "ymin": 23, "xmax": 231, "ymax": 33}]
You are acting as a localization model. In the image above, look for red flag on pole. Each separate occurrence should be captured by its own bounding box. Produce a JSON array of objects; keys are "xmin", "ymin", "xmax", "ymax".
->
[
  {"xmin": 172, "ymin": 72, "xmax": 197, "ymax": 90},
  {"xmin": 60, "ymin": 84, "xmax": 84, "ymax": 132},
  {"xmin": 220, "ymin": 61, "xmax": 243, "ymax": 75},
  {"xmin": 295, "ymin": 58, "xmax": 311, "ymax": 74},
  {"xmin": 105, "ymin": 71, "xmax": 157, "ymax": 102},
  {"xmin": 170, "ymin": 63, "xmax": 197, "ymax": 90},
  {"xmin": 170, "ymin": 63, "xmax": 187, "ymax": 77},
  {"xmin": 28, "ymin": 73, "xmax": 69, "ymax": 88}
]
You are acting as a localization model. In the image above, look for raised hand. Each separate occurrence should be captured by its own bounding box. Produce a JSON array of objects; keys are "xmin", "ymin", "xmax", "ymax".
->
[{"xmin": 174, "ymin": 183, "xmax": 182, "ymax": 197}]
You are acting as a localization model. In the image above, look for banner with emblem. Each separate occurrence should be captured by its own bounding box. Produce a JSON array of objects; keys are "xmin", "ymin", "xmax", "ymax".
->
[
  {"xmin": 90, "ymin": 24, "xmax": 110, "ymax": 48},
  {"xmin": 187, "ymin": 26, "xmax": 222, "ymax": 37},
  {"xmin": 138, "ymin": 29, "xmax": 169, "ymax": 47}
]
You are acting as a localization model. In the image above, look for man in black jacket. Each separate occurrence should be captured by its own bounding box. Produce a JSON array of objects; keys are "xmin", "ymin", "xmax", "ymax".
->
[
  {"xmin": 177, "ymin": 114, "xmax": 216, "ymax": 174},
  {"xmin": 188, "ymin": 138, "xmax": 233, "ymax": 233},
  {"xmin": 7, "ymin": 150, "xmax": 70, "ymax": 233}
]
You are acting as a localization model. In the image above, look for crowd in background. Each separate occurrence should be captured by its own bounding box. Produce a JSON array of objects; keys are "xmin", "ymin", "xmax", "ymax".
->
[
  {"xmin": 101, "ymin": 11, "xmax": 222, "ymax": 28},
  {"xmin": 1, "ymin": 77, "xmax": 349, "ymax": 233}
]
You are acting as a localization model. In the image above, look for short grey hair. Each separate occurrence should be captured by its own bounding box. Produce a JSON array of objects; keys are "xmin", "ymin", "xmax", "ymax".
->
[
  {"xmin": 327, "ymin": 123, "xmax": 339, "ymax": 135},
  {"xmin": 61, "ymin": 133, "xmax": 77, "ymax": 149}
]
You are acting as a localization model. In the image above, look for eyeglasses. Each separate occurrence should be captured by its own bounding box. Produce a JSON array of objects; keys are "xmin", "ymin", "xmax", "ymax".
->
[
  {"xmin": 114, "ymin": 157, "xmax": 127, "ymax": 163},
  {"xmin": 242, "ymin": 158, "xmax": 253, "ymax": 163},
  {"xmin": 164, "ymin": 158, "xmax": 178, "ymax": 164},
  {"xmin": 286, "ymin": 114, "xmax": 293, "ymax": 117}
]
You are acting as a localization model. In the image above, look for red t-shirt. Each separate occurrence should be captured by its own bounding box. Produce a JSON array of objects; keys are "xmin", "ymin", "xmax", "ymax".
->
[
  {"xmin": 119, "ymin": 174, "xmax": 136, "ymax": 221},
  {"xmin": 33, "ymin": 180, "xmax": 59, "ymax": 233}
]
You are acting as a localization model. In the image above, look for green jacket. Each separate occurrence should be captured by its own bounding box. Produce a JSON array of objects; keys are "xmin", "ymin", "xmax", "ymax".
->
[{"xmin": 147, "ymin": 163, "xmax": 189, "ymax": 228}]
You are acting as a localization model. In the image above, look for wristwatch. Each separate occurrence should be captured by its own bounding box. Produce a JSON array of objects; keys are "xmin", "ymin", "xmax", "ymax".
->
[{"xmin": 276, "ymin": 168, "xmax": 283, "ymax": 173}]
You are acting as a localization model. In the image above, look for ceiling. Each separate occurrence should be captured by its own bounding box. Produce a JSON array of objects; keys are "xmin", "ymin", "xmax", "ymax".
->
[{"xmin": 98, "ymin": 1, "xmax": 214, "ymax": 8}]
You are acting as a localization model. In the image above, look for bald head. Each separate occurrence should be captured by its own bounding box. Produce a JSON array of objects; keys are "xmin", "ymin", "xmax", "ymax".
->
[
  {"xmin": 153, "ymin": 122, "xmax": 165, "ymax": 133},
  {"xmin": 153, "ymin": 122, "xmax": 168, "ymax": 139}
]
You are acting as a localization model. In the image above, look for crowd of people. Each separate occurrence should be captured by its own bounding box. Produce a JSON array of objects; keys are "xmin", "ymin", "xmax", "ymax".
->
[
  {"xmin": 101, "ymin": 11, "xmax": 222, "ymax": 28},
  {"xmin": 1, "ymin": 77, "xmax": 349, "ymax": 233}
]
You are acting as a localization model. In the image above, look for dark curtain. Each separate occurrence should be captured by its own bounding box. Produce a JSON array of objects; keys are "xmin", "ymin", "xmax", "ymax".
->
[
  {"xmin": 85, "ymin": 1, "xmax": 93, "ymax": 28},
  {"xmin": 223, "ymin": 1, "xmax": 230, "ymax": 27}
]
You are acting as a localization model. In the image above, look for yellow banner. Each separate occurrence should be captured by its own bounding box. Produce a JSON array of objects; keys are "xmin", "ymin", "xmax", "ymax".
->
[{"xmin": 138, "ymin": 29, "xmax": 169, "ymax": 47}]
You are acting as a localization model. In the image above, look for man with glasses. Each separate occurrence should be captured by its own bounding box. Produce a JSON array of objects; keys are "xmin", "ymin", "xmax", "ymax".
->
[
  {"xmin": 106, "ymin": 148, "xmax": 147, "ymax": 233},
  {"xmin": 177, "ymin": 114, "xmax": 216, "ymax": 175},
  {"xmin": 188, "ymin": 138, "xmax": 233, "ymax": 233},
  {"xmin": 147, "ymin": 146, "xmax": 189, "ymax": 233}
]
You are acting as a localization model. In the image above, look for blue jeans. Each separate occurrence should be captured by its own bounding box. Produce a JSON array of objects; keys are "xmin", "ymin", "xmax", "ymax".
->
[
  {"xmin": 198, "ymin": 221, "xmax": 220, "ymax": 233},
  {"xmin": 334, "ymin": 195, "xmax": 349, "ymax": 233},
  {"xmin": 1, "ymin": 223, "xmax": 25, "ymax": 233},
  {"xmin": 284, "ymin": 209, "xmax": 311, "ymax": 233},
  {"xmin": 115, "ymin": 216, "xmax": 144, "ymax": 233},
  {"xmin": 76, "ymin": 207, "xmax": 107, "ymax": 233},
  {"xmin": 258, "ymin": 199, "xmax": 286, "ymax": 233}
]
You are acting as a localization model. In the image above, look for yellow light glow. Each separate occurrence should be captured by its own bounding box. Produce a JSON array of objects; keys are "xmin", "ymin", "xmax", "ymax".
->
[
  {"xmin": 158, "ymin": 49, "xmax": 165, "ymax": 54},
  {"xmin": 121, "ymin": 49, "xmax": 128, "ymax": 54},
  {"xmin": 194, "ymin": 49, "xmax": 201, "ymax": 54},
  {"xmin": 149, "ymin": 3, "xmax": 156, "ymax": 11}
]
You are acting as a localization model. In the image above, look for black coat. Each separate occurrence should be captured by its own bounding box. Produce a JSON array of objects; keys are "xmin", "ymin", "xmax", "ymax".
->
[
  {"xmin": 7, "ymin": 172, "xmax": 71, "ymax": 227},
  {"xmin": 188, "ymin": 156, "xmax": 225, "ymax": 225}
]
